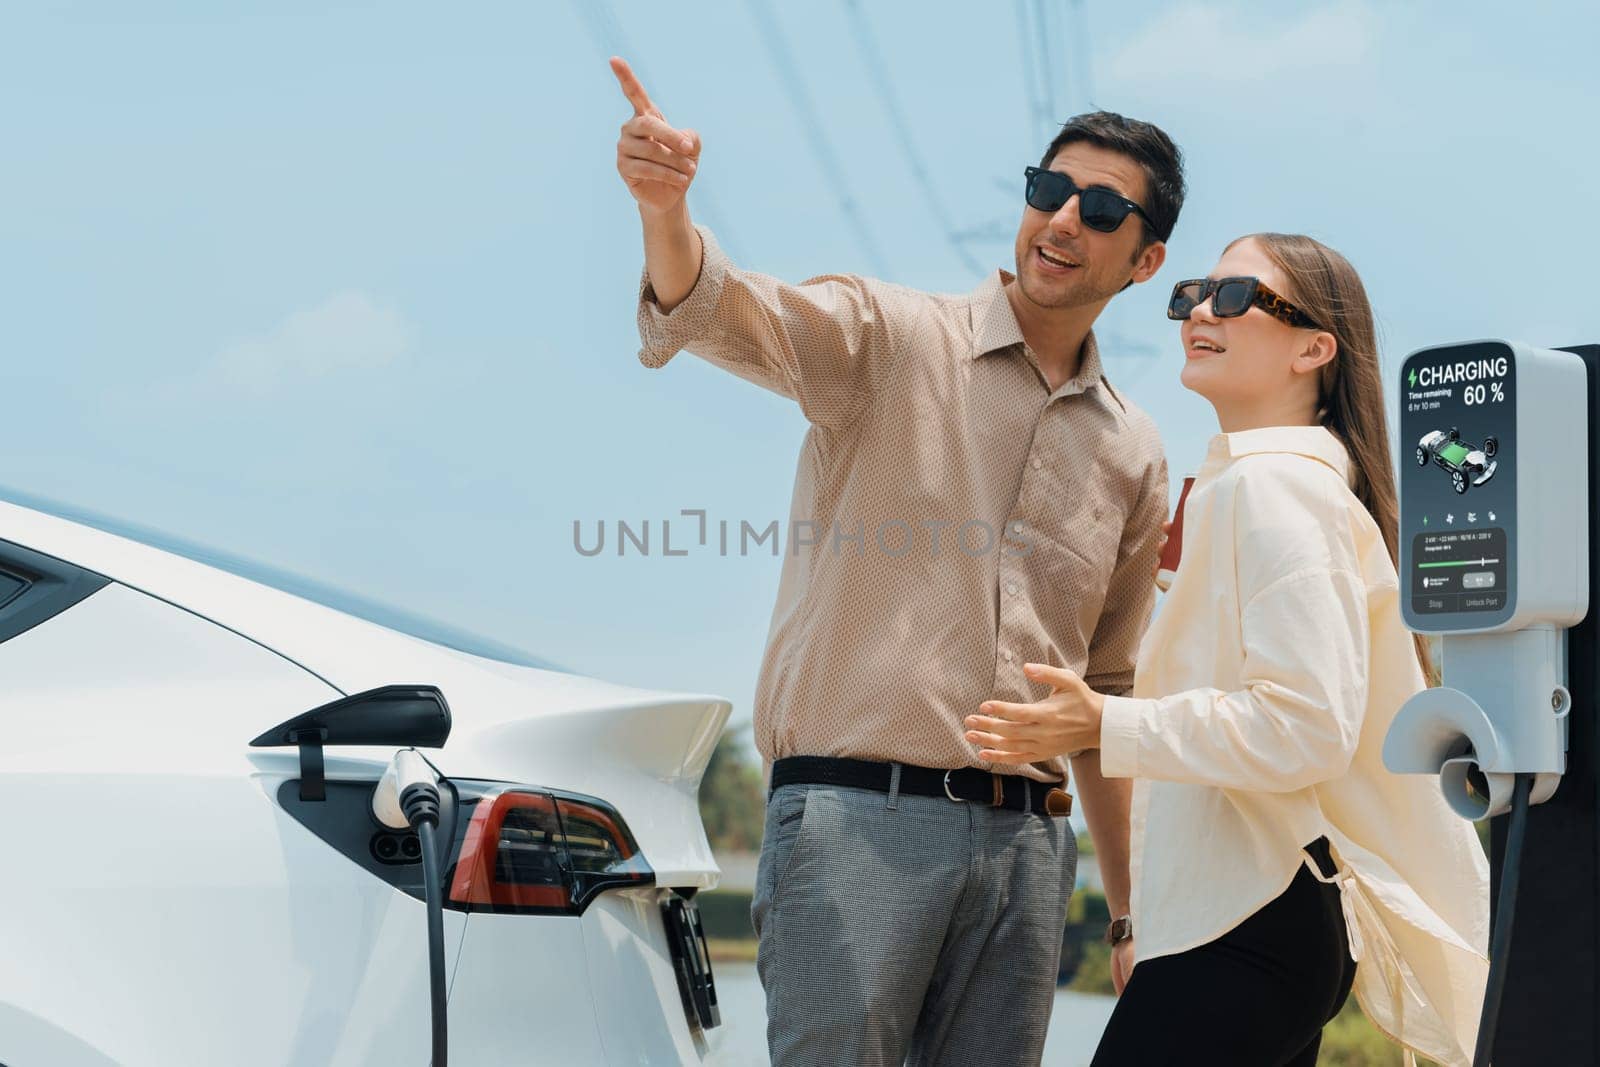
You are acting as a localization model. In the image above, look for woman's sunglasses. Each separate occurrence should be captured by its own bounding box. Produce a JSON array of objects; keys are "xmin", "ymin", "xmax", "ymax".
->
[
  {"xmin": 1024, "ymin": 166, "xmax": 1154, "ymax": 234},
  {"xmin": 1166, "ymin": 276, "xmax": 1326, "ymax": 331}
]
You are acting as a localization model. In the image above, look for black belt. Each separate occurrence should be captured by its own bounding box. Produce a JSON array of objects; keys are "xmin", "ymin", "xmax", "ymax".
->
[{"xmin": 769, "ymin": 756, "xmax": 1073, "ymax": 817}]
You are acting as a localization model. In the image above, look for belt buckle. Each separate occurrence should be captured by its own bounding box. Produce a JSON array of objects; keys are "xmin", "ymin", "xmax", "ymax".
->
[
  {"xmin": 943, "ymin": 769, "xmax": 967, "ymax": 803},
  {"xmin": 945, "ymin": 770, "xmax": 1007, "ymax": 806}
]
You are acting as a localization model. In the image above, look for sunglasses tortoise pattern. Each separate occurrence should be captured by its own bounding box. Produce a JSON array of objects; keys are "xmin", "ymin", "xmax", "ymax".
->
[{"xmin": 1250, "ymin": 282, "xmax": 1324, "ymax": 331}]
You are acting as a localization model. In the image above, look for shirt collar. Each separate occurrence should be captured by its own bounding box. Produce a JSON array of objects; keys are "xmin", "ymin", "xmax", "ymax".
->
[
  {"xmin": 1200, "ymin": 425, "xmax": 1353, "ymax": 485},
  {"xmin": 970, "ymin": 270, "xmax": 1025, "ymax": 357},
  {"xmin": 968, "ymin": 270, "xmax": 1122, "ymax": 411}
]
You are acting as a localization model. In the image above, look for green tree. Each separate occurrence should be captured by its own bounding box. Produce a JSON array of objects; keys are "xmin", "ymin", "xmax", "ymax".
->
[{"xmin": 698, "ymin": 729, "xmax": 765, "ymax": 852}]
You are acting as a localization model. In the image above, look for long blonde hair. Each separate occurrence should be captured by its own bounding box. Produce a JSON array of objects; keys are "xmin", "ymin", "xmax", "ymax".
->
[{"xmin": 1234, "ymin": 233, "xmax": 1434, "ymax": 682}]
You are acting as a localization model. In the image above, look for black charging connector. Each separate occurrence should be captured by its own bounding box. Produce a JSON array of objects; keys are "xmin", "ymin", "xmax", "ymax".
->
[
  {"xmin": 400, "ymin": 780, "xmax": 448, "ymax": 1067},
  {"xmin": 1475, "ymin": 772, "xmax": 1533, "ymax": 1066},
  {"xmin": 374, "ymin": 750, "xmax": 450, "ymax": 1067}
]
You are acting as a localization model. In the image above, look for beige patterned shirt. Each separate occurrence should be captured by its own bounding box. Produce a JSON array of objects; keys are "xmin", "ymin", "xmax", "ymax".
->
[{"xmin": 637, "ymin": 227, "xmax": 1168, "ymax": 783}]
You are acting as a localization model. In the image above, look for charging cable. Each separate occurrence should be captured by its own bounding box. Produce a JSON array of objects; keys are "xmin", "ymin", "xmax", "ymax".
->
[
  {"xmin": 374, "ymin": 748, "xmax": 449, "ymax": 1067},
  {"xmin": 1474, "ymin": 772, "xmax": 1533, "ymax": 1067}
]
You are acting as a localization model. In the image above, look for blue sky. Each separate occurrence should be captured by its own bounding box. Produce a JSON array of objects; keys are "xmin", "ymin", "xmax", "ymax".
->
[{"xmin": 4, "ymin": 1, "xmax": 1598, "ymax": 743}]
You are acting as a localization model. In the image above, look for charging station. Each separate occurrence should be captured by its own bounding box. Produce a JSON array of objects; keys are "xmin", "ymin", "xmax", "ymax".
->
[{"xmin": 1385, "ymin": 341, "xmax": 1600, "ymax": 1064}]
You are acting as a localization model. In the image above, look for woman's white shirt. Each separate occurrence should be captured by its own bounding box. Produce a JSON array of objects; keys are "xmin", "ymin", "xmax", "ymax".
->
[{"xmin": 1099, "ymin": 425, "xmax": 1489, "ymax": 1067}]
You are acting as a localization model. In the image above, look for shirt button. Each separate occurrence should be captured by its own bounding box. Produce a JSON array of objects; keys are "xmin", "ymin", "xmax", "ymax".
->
[
  {"xmin": 1031, "ymin": 457, "xmax": 1042, "ymax": 470},
  {"xmin": 1003, "ymin": 650, "xmax": 1014, "ymax": 663},
  {"xmin": 1011, "ymin": 520, "xmax": 1024, "ymax": 535},
  {"xmin": 1005, "ymin": 582, "xmax": 1018, "ymax": 596}
]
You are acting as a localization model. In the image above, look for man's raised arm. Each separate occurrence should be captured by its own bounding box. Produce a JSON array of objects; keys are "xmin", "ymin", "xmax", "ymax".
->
[
  {"xmin": 609, "ymin": 58, "xmax": 903, "ymax": 432},
  {"xmin": 611, "ymin": 57, "xmax": 703, "ymax": 312}
]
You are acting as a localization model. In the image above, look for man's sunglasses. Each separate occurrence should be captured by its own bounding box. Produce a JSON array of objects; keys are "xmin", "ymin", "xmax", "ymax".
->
[
  {"xmin": 1024, "ymin": 166, "xmax": 1155, "ymax": 234},
  {"xmin": 1166, "ymin": 276, "xmax": 1326, "ymax": 331}
]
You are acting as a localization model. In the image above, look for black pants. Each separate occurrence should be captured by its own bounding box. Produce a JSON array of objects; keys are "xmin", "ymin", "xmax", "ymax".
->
[{"xmin": 1091, "ymin": 838, "xmax": 1358, "ymax": 1066}]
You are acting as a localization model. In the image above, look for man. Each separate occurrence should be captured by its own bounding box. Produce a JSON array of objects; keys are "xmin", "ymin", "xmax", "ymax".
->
[{"xmin": 612, "ymin": 56, "xmax": 1182, "ymax": 1065}]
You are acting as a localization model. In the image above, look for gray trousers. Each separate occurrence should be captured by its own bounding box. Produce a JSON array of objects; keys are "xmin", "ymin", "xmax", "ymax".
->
[{"xmin": 751, "ymin": 778, "xmax": 1078, "ymax": 1066}]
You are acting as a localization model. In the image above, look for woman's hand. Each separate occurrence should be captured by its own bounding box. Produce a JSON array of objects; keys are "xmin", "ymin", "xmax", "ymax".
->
[
  {"xmin": 963, "ymin": 662, "xmax": 1106, "ymax": 763},
  {"xmin": 1153, "ymin": 519, "xmax": 1172, "ymax": 578},
  {"xmin": 1112, "ymin": 939, "xmax": 1136, "ymax": 995}
]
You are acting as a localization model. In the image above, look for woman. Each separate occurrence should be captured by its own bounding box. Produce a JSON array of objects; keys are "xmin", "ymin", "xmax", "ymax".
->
[{"xmin": 963, "ymin": 234, "xmax": 1490, "ymax": 1065}]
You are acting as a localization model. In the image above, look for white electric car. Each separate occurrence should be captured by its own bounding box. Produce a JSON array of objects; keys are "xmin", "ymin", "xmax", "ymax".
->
[{"xmin": 0, "ymin": 487, "xmax": 731, "ymax": 1066}]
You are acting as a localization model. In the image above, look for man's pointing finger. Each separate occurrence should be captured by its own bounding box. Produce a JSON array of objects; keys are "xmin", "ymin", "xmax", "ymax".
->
[{"xmin": 609, "ymin": 56, "xmax": 658, "ymax": 118}]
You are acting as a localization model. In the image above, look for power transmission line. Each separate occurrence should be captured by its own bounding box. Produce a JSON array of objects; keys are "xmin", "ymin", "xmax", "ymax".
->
[
  {"xmin": 1015, "ymin": 0, "xmax": 1052, "ymax": 141},
  {"xmin": 1068, "ymin": 0, "xmax": 1096, "ymax": 106},
  {"xmin": 1021, "ymin": 0, "xmax": 1096, "ymax": 133},
  {"xmin": 840, "ymin": 0, "xmax": 985, "ymax": 277},
  {"xmin": 1036, "ymin": 0, "xmax": 1061, "ymax": 132},
  {"xmin": 747, "ymin": 0, "xmax": 893, "ymax": 278}
]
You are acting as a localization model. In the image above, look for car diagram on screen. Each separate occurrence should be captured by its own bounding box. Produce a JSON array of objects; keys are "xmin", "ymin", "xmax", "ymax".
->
[{"xmin": 1416, "ymin": 427, "xmax": 1498, "ymax": 494}]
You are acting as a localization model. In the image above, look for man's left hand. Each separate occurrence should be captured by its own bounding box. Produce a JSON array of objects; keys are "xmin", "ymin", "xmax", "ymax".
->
[{"xmin": 963, "ymin": 662, "xmax": 1105, "ymax": 764}]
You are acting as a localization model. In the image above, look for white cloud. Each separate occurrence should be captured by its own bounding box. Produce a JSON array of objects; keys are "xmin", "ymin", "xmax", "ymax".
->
[
  {"xmin": 1103, "ymin": 0, "xmax": 1380, "ymax": 88},
  {"xmin": 216, "ymin": 291, "xmax": 415, "ymax": 392}
]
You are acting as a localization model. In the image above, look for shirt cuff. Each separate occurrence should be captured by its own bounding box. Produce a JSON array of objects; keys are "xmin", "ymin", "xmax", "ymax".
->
[
  {"xmin": 1099, "ymin": 694, "xmax": 1154, "ymax": 779},
  {"xmin": 636, "ymin": 224, "xmax": 731, "ymax": 369}
]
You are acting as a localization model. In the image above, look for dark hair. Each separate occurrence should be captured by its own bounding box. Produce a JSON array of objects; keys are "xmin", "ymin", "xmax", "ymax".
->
[
  {"xmin": 1041, "ymin": 111, "xmax": 1186, "ymax": 245},
  {"xmin": 1236, "ymin": 232, "xmax": 1435, "ymax": 683}
]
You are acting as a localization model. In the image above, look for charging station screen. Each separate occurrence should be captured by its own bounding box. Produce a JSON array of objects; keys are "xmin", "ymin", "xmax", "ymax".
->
[{"xmin": 1399, "ymin": 341, "xmax": 1517, "ymax": 629}]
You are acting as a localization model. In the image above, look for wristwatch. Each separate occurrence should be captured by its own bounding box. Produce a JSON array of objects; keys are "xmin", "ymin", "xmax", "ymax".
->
[{"xmin": 1105, "ymin": 915, "xmax": 1133, "ymax": 945}]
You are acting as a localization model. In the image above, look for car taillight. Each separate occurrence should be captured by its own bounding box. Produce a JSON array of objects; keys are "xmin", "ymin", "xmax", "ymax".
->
[
  {"xmin": 444, "ymin": 784, "xmax": 653, "ymax": 915},
  {"xmin": 448, "ymin": 790, "xmax": 569, "ymax": 910}
]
